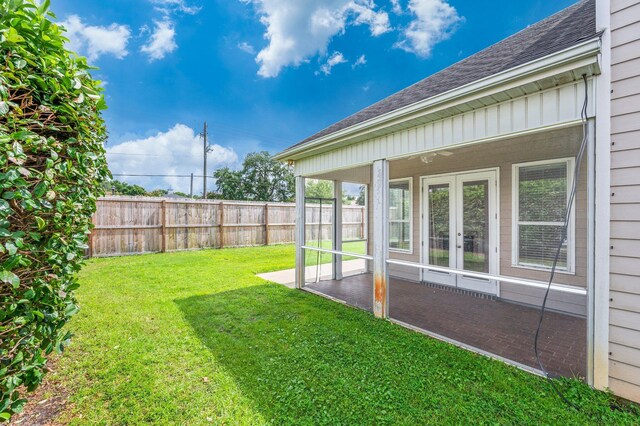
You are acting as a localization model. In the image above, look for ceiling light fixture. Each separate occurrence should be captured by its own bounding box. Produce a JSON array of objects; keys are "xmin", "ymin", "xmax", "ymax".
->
[{"xmin": 408, "ymin": 150, "xmax": 454, "ymax": 162}]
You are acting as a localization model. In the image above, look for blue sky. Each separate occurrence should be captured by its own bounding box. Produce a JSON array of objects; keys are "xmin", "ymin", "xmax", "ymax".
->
[{"xmin": 51, "ymin": 0, "xmax": 576, "ymax": 194}]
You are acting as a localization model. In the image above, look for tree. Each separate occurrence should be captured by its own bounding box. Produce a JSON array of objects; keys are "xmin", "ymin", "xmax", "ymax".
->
[
  {"xmin": 305, "ymin": 179, "xmax": 333, "ymax": 200},
  {"xmin": 213, "ymin": 167, "xmax": 244, "ymax": 200},
  {"xmin": 147, "ymin": 189, "xmax": 169, "ymax": 197},
  {"xmin": 0, "ymin": 1, "xmax": 109, "ymax": 420},
  {"xmin": 305, "ymin": 179, "xmax": 354, "ymax": 205},
  {"xmin": 356, "ymin": 185, "xmax": 366, "ymax": 206},
  {"xmin": 241, "ymin": 151, "xmax": 294, "ymax": 202},
  {"xmin": 110, "ymin": 179, "xmax": 147, "ymax": 196},
  {"xmin": 214, "ymin": 152, "xmax": 295, "ymax": 202}
]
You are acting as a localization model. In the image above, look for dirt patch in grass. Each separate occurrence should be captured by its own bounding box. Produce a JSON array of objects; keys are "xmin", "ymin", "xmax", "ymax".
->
[{"xmin": 10, "ymin": 359, "xmax": 69, "ymax": 426}]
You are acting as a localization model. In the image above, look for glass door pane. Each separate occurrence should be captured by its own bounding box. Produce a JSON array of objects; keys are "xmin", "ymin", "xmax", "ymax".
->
[
  {"xmin": 462, "ymin": 180, "xmax": 489, "ymax": 273},
  {"xmin": 423, "ymin": 172, "xmax": 496, "ymax": 293},
  {"xmin": 428, "ymin": 184, "xmax": 450, "ymax": 267},
  {"xmin": 456, "ymin": 173, "xmax": 496, "ymax": 295}
]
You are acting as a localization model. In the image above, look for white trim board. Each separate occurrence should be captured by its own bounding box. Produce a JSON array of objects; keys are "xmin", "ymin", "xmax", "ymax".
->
[{"xmin": 593, "ymin": 0, "xmax": 611, "ymax": 392}]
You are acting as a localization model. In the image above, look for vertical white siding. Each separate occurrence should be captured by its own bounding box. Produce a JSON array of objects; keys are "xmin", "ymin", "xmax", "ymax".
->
[
  {"xmin": 609, "ymin": 0, "xmax": 640, "ymax": 403},
  {"xmin": 296, "ymin": 80, "xmax": 594, "ymax": 177}
]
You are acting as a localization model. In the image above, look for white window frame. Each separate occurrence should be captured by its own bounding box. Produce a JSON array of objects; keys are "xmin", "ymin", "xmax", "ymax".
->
[
  {"xmin": 512, "ymin": 158, "xmax": 575, "ymax": 274},
  {"xmin": 389, "ymin": 178, "xmax": 413, "ymax": 254}
]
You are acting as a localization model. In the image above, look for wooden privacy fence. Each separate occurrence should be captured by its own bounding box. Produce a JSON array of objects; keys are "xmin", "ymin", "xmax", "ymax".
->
[{"xmin": 89, "ymin": 196, "xmax": 366, "ymax": 257}]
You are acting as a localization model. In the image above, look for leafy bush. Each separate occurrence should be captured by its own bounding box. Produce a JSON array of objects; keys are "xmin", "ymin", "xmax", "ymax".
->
[{"xmin": 0, "ymin": 0, "xmax": 109, "ymax": 420}]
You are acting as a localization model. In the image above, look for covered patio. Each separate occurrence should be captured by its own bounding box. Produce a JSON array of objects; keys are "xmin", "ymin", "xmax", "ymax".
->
[
  {"xmin": 284, "ymin": 123, "xmax": 592, "ymax": 381},
  {"xmin": 273, "ymin": 0, "xmax": 603, "ymax": 389}
]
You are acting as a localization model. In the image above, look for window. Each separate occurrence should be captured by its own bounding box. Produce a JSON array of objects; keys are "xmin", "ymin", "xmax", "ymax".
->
[
  {"xmin": 513, "ymin": 159, "xmax": 574, "ymax": 272},
  {"xmin": 389, "ymin": 179, "xmax": 412, "ymax": 252}
]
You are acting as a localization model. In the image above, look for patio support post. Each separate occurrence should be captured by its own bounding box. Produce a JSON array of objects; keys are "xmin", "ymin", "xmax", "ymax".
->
[
  {"xmin": 587, "ymin": 117, "xmax": 601, "ymax": 386},
  {"xmin": 333, "ymin": 180, "xmax": 343, "ymax": 280},
  {"xmin": 372, "ymin": 159, "xmax": 389, "ymax": 319},
  {"xmin": 295, "ymin": 175, "xmax": 306, "ymax": 289},
  {"xmin": 593, "ymin": 0, "xmax": 611, "ymax": 390}
]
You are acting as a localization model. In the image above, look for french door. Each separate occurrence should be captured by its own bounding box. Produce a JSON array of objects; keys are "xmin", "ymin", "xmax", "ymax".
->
[{"xmin": 422, "ymin": 170, "xmax": 498, "ymax": 294}]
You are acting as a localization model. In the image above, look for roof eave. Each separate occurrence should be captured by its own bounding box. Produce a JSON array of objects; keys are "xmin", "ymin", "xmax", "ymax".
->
[{"xmin": 275, "ymin": 36, "xmax": 601, "ymax": 162}]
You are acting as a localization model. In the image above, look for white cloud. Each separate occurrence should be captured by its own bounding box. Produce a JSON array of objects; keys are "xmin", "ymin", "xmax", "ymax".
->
[
  {"xmin": 242, "ymin": 0, "xmax": 391, "ymax": 78},
  {"xmin": 139, "ymin": 24, "xmax": 151, "ymax": 37},
  {"xmin": 395, "ymin": 0, "xmax": 462, "ymax": 57},
  {"xmin": 60, "ymin": 15, "xmax": 131, "ymax": 61},
  {"xmin": 390, "ymin": 0, "xmax": 403, "ymax": 14},
  {"xmin": 150, "ymin": 0, "xmax": 201, "ymax": 15},
  {"xmin": 106, "ymin": 124, "xmax": 238, "ymax": 193},
  {"xmin": 141, "ymin": 1, "xmax": 198, "ymax": 61},
  {"xmin": 350, "ymin": 2, "xmax": 390, "ymax": 36},
  {"xmin": 141, "ymin": 20, "xmax": 178, "ymax": 61},
  {"xmin": 352, "ymin": 54, "xmax": 366, "ymax": 68},
  {"xmin": 318, "ymin": 51, "xmax": 347, "ymax": 75},
  {"xmin": 238, "ymin": 41, "xmax": 256, "ymax": 54}
]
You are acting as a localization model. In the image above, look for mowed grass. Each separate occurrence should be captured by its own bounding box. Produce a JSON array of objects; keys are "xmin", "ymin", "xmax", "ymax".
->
[
  {"xmin": 47, "ymin": 245, "xmax": 639, "ymax": 425},
  {"xmin": 304, "ymin": 239, "xmax": 366, "ymax": 266}
]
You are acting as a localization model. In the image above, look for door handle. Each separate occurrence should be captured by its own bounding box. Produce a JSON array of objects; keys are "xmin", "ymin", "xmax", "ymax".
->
[{"xmin": 457, "ymin": 245, "xmax": 462, "ymax": 248}]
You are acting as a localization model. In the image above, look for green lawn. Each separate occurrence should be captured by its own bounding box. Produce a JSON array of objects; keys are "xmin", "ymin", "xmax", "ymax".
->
[
  {"xmin": 428, "ymin": 248, "xmax": 487, "ymax": 272},
  {"xmin": 304, "ymin": 239, "xmax": 367, "ymax": 266},
  {"xmin": 43, "ymin": 245, "xmax": 638, "ymax": 425}
]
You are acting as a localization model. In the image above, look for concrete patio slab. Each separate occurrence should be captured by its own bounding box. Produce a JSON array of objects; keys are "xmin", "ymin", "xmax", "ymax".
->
[{"xmin": 257, "ymin": 259, "xmax": 366, "ymax": 288}]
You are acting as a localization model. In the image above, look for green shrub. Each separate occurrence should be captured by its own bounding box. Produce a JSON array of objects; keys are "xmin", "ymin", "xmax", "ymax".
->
[{"xmin": 0, "ymin": 0, "xmax": 109, "ymax": 420}]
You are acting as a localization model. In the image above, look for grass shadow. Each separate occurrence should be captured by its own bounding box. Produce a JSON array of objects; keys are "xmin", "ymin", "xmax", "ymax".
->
[{"xmin": 175, "ymin": 283, "xmax": 639, "ymax": 425}]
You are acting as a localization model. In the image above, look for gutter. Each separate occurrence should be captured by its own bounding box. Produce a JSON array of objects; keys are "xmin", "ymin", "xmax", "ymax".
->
[{"xmin": 275, "ymin": 37, "xmax": 601, "ymax": 161}]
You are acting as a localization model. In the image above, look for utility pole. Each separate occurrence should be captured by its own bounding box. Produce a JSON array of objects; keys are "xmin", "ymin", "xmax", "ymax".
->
[
  {"xmin": 202, "ymin": 122, "xmax": 208, "ymax": 198},
  {"xmin": 190, "ymin": 173, "xmax": 194, "ymax": 198},
  {"xmin": 201, "ymin": 122, "xmax": 216, "ymax": 199}
]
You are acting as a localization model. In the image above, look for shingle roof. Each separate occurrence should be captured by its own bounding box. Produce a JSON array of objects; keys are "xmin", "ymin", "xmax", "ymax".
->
[{"xmin": 283, "ymin": 0, "xmax": 596, "ymax": 154}]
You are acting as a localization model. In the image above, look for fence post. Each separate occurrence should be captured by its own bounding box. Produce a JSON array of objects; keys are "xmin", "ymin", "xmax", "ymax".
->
[
  {"xmin": 264, "ymin": 203, "xmax": 270, "ymax": 246},
  {"xmin": 88, "ymin": 227, "xmax": 94, "ymax": 258},
  {"xmin": 219, "ymin": 201, "xmax": 224, "ymax": 249},
  {"xmin": 161, "ymin": 200, "xmax": 167, "ymax": 253}
]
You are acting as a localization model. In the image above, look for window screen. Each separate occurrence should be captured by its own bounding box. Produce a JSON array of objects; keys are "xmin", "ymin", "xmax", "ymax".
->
[
  {"xmin": 515, "ymin": 161, "xmax": 570, "ymax": 270},
  {"xmin": 389, "ymin": 180, "xmax": 411, "ymax": 251}
]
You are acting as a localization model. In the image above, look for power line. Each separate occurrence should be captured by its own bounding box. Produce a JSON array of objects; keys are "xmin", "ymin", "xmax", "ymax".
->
[
  {"xmin": 106, "ymin": 152, "xmax": 202, "ymax": 159},
  {"xmin": 111, "ymin": 173, "xmax": 214, "ymax": 178},
  {"xmin": 105, "ymin": 123, "xmax": 292, "ymax": 157},
  {"xmin": 202, "ymin": 120, "xmax": 293, "ymax": 146}
]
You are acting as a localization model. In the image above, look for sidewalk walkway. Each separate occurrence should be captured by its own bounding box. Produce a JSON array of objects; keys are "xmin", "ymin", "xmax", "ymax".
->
[{"xmin": 257, "ymin": 259, "xmax": 366, "ymax": 288}]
